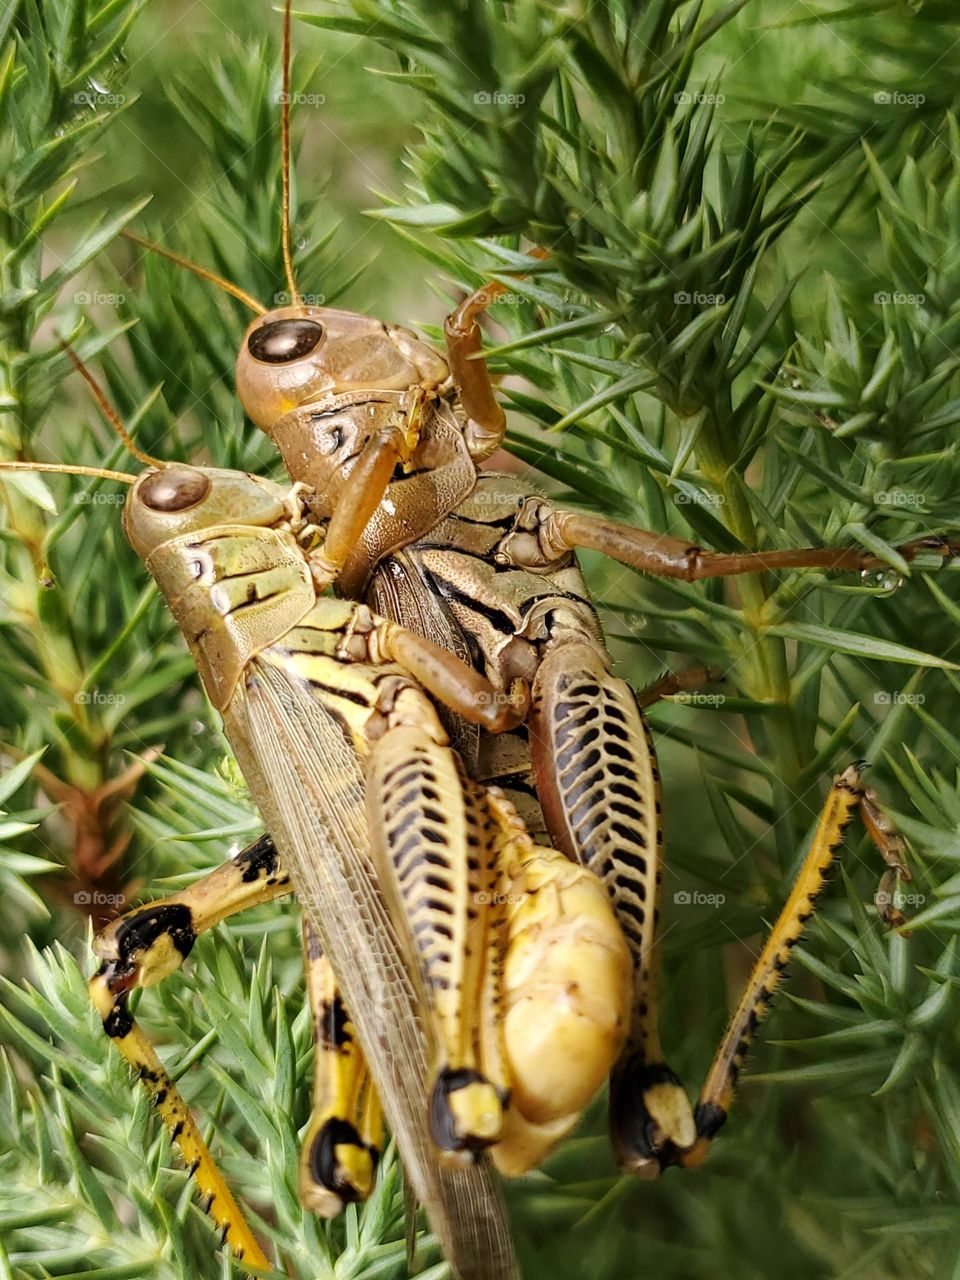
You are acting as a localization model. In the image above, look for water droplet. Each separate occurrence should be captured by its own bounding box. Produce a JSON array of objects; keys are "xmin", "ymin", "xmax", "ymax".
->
[{"xmin": 860, "ymin": 566, "xmax": 903, "ymax": 593}]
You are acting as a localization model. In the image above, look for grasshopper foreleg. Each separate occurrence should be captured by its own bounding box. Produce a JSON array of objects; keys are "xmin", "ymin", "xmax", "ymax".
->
[{"xmin": 443, "ymin": 248, "xmax": 550, "ymax": 461}]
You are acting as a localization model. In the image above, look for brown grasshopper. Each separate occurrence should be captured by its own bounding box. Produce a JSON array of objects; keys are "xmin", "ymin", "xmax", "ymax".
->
[{"xmin": 115, "ymin": 0, "xmax": 943, "ymax": 1188}]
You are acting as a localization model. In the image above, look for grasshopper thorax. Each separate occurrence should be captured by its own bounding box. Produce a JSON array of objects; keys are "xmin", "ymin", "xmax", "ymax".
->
[{"xmin": 236, "ymin": 305, "xmax": 450, "ymax": 433}]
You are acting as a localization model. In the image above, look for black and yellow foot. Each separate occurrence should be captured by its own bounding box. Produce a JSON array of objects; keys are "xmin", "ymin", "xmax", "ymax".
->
[
  {"xmin": 299, "ymin": 920, "xmax": 382, "ymax": 1215},
  {"xmin": 429, "ymin": 1066, "xmax": 506, "ymax": 1157},
  {"xmin": 610, "ymin": 1059, "xmax": 695, "ymax": 1179},
  {"xmin": 89, "ymin": 833, "xmax": 290, "ymax": 1268}
]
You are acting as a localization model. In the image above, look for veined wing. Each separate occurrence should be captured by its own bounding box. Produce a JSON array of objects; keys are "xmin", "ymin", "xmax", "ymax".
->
[{"xmin": 221, "ymin": 656, "xmax": 517, "ymax": 1280}]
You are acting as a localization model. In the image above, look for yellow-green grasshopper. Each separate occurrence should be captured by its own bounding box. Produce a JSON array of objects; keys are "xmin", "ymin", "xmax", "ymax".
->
[{"xmin": 0, "ymin": 357, "xmax": 633, "ymax": 1276}]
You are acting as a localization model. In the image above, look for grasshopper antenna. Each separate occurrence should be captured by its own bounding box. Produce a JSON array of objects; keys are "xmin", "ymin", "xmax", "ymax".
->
[
  {"xmin": 120, "ymin": 230, "xmax": 267, "ymax": 315},
  {"xmin": 59, "ymin": 341, "xmax": 167, "ymax": 470},
  {"xmin": 280, "ymin": 0, "xmax": 303, "ymax": 310},
  {"xmin": 0, "ymin": 460, "xmax": 136, "ymax": 484}
]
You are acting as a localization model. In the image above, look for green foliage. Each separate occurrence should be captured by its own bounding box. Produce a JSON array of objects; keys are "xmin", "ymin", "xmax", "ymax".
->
[{"xmin": 1, "ymin": 2, "xmax": 960, "ymax": 1279}]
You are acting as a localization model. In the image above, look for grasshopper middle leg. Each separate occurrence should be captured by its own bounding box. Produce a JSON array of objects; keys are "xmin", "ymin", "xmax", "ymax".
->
[{"xmin": 502, "ymin": 498, "xmax": 960, "ymax": 582}]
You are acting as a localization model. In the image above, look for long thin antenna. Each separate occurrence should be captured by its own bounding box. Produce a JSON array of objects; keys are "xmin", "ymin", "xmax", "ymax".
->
[
  {"xmin": 280, "ymin": 0, "xmax": 303, "ymax": 309},
  {"xmin": 121, "ymin": 230, "xmax": 267, "ymax": 315},
  {"xmin": 59, "ymin": 341, "xmax": 167, "ymax": 470},
  {"xmin": 0, "ymin": 460, "xmax": 136, "ymax": 484}
]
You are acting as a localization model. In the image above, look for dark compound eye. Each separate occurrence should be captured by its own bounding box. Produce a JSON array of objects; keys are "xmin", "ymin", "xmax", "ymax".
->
[
  {"xmin": 247, "ymin": 318, "xmax": 324, "ymax": 364},
  {"xmin": 139, "ymin": 468, "xmax": 211, "ymax": 513}
]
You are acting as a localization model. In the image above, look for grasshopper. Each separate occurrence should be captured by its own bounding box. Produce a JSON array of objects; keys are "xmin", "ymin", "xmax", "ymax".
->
[
  {"xmin": 2, "ymin": 347, "xmax": 636, "ymax": 1277},
  {"xmin": 117, "ymin": 0, "xmax": 954, "ymax": 1186}
]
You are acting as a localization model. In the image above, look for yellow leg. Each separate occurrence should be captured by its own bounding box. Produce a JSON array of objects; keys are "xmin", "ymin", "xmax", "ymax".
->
[
  {"xmin": 680, "ymin": 763, "xmax": 909, "ymax": 1168},
  {"xmin": 527, "ymin": 640, "xmax": 695, "ymax": 1175},
  {"xmin": 298, "ymin": 919, "xmax": 382, "ymax": 1216},
  {"xmin": 89, "ymin": 834, "xmax": 289, "ymax": 1269}
]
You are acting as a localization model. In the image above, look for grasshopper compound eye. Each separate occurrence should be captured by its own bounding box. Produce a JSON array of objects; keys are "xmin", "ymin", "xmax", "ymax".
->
[
  {"xmin": 139, "ymin": 468, "xmax": 211, "ymax": 512},
  {"xmin": 247, "ymin": 317, "xmax": 324, "ymax": 364}
]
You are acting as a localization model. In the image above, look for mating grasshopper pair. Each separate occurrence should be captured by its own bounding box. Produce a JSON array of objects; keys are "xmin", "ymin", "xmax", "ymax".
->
[
  {"xmin": 25, "ymin": 335, "xmax": 921, "ymax": 1277},
  {"xmin": 7, "ymin": 1, "xmax": 953, "ymax": 1274}
]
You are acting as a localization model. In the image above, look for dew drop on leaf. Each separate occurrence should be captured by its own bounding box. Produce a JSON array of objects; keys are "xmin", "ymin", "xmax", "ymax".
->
[{"xmin": 860, "ymin": 566, "xmax": 903, "ymax": 594}]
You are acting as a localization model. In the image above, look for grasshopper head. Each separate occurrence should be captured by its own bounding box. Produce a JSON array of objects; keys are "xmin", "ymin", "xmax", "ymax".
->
[
  {"xmin": 123, "ymin": 466, "xmax": 289, "ymax": 560},
  {"xmin": 236, "ymin": 305, "xmax": 449, "ymax": 432}
]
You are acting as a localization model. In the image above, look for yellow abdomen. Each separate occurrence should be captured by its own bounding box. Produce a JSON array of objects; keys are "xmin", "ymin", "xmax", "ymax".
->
[{"xmin": 493, "ymin": 846, "xmax": 632, "ymax": 1175}]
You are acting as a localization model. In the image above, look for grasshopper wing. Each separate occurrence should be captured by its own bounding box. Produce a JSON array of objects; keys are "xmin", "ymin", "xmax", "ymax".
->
[{"xmin": 222, "ymin": 658, "xmax": 517, "ymax": 1280}]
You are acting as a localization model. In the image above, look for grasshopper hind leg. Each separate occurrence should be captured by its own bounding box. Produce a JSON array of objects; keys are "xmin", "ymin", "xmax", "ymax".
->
[
  {"xmin": 299, "ymin": 919, "xmax": 383, "ymax": 1215},
  {"xmin": 677, "ymin": 763, "xmax": 910, "ymax": 1169},
  {"xmin": 89, "ymin": 833, "xmax": 289, "ymax": 1268},
  {"xmin": 527, "ymin": 639, "xmax": 697, "ymax": 1175},
  {"xmin": 367, "ymin": 716, "xmax": 507, "ymax": 1158}
]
